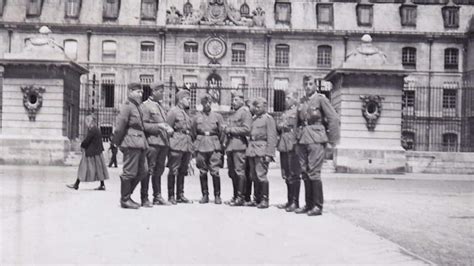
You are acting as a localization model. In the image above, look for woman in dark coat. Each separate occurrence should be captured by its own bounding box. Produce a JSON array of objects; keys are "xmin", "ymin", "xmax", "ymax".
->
[{"xmin": 67, "ymin": 115, "xmax": 110, "ymax": 190}]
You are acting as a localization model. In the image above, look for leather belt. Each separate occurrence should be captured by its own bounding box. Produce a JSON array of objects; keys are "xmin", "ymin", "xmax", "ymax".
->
[
  {"xmin": 282, "ymin": 128, "xmax": 294, "ymax": 133},
  {"xmin": 198, "ymin": 132, "xmax": 217, "ymax": 136},
  {"xmin": 250, "ymin": 136, "xmax": 267, "ymax": 141},
  {"xmin": 177, "ymin": 129, "xmax": 191, "ymax": 134},
  {"xmin": 301, "ymin": 121, "xmax": 322, "ymax": 127}
]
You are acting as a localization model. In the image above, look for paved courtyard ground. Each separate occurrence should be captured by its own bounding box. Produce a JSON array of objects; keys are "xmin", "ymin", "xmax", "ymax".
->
[{"xmin": 1, "ymin": 165, "xmax": 472, "ymax": 264}]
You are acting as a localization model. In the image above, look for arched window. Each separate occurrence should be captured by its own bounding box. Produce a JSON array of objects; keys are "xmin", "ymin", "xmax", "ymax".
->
[
  {"xmin": 64, "ymin": 39, "xmax": 78, "ymax": 60},
  {"xmin": 240, "ymin": 3, "xmax": 250, "ymax": 17},
  {"xmin": 442, "ymin": 133, "xmax": 458, "ymax": 152},
  {"xmin": 317, "ymin": 45, "xmax": 332, "ymax": 68},
  {"xmin": 275, "ymin": 44, "xmax": 289, "ymax": 67},
  {"xmin": 102, "ymin": 40, "xmax": 117, "ymax": 62},
  {"xmin": 183, "ymin": 1, "xmax": 193, "ymax": 17},
  {"xmin": 402, "ymin": 47, "xmax": 416, "ymax": 68},
  {"xmin": 140, "ymin": 41, "xmax": 155, "ymax": 63},
  {"xmin": 231, "ymin": 43, "xmax": 246, "ymax": 65},
  {"xmin": 184, "ymin": 41, "xmax": 198, "ymax": 64}
]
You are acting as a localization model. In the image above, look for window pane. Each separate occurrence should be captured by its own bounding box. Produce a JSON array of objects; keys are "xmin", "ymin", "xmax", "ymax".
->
[
  {"xmin": 102, "ymin": 41, "xmax": 117, "ymax": 62},
  {"xmin": 317, "ymin": 5, "xmax": 332, "ymax": 25},
  {"xmin": 27, "ymin": 0, "xmax": 41, "ymax": 16},
  {"xmin": 141, "ymin": 0, "xmax": 156, "ymax": 19},
  {"xmin": 184, "ymin": 42, "xmax": 198, "ymax": 64},
  {"xmin": 276, "ymin": 45, "xmax": 289, "ymax": 66},
  {"xmin": 317, "ymin": 46, "xmax": 332, "ymax": 68},
  {"xmin": 232, "ymin": 43, "xmax": 246, "ymax": 65},
  {"xmin": 140, "ymin": 42, "xmax": 154, "ymax": 63},
  {"xmin": 101, "ymin": 74, "xmax": 115, "ymax": 108}
]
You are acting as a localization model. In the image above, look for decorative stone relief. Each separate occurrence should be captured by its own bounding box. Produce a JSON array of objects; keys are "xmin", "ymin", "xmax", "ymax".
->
[
  {"xmin": 166, "ymin": 0, "xmax": 265, "ymax": 27},
  {"xmin": 203, "ymin": 36, "xmax": 227, "ymax": 65},
  {"xmin": 360, "ymin": 95, "xmax": 384, "ymax": 131},
  {"xmin": 21, "ymin": 85, "xmax": 46, "ymax": 121}
]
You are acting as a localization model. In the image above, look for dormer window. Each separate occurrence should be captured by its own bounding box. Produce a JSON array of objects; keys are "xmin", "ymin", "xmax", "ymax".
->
[
  {"xmin": 26, "ymin": 0, "xmax": 43, "ymax": 17},
  {"xmin": 141, "ymin": 0, "xmax": 157, "ymax": 20},
  {"xmin": 65, "ymin": 0, "xmax": 81, "ymax": 18},
  {"xmin": 103, "ymin": 0, "xmax": 120, "ymax": 20},
  {"xmin": 400, "ymin": 5, "xmax": 417, "ymax": 27},
  {"xmin": 442, "ymin": 6, "xmax": 459, "ymax": 28},
  {"xmin": 317, "ymin": 4, "xmax": 334, "ymax": 26},
  {"xmin": 0, "ymin": 0, "xmax": 6, "ymax": 16},
  {"xmin": 275, "ymin": 1, "xmax": 291, "ymax": 25},
  {"xmin": 356, "ymin": 4, "xmax": 373, "ymax": 27}
]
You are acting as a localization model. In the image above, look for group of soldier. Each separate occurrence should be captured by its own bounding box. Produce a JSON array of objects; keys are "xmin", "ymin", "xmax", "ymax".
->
[{"xmin": 112, "ymin": 76, "xmax": 340, "ymax": 217}]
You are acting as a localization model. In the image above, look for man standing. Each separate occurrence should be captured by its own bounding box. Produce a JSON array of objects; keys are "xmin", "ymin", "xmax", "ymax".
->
[
  {"xmin": 224, "ymin": 90, "xmax": 252, "ymax": 206},
  {"xmin": 295, "ymin": 76, "xmax": 340, "ymax": 216},
  {"xmin": 108, "ymin": 136, "xmax": 118, "ymax": 168},
  {"xmin": 246, "ymin": 97, "xmax": 277, "ymax": 209},
  {"xmin": 192, "ymin": 94, "xmax": 225, "ymax": 204},
  {"xmin": 140, "ymin": 82, "xmax": 173, "ymax": 207},
  {"xmin": 243, "ymin": 99, "xmax": 258, "ymax": 206},
  {"xmin": 112, "ymin": 83, "xmax": 149, "ymax": 209},
  {"xmin": 276, "ymin": 90, "xmax": 301, "ymax": 212},
  {"xmin": 166, "ymin": 89, "xmax": 194, "ymax": 204}
]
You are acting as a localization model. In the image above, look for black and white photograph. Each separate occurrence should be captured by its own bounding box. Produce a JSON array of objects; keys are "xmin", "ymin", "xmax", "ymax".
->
[{"xmin": 0, "ymin": 0, "xmax": 473, "ymax": 264}]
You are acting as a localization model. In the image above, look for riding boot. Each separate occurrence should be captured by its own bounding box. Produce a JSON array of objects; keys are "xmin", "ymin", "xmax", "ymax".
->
[
  {"xmin": 277, "ymin": 182, "xmax": 291, "ymax": 209},
  {"xmin": 257, "ymin": 181, "xmax": 269, "ymax": 209},
  {"xmin": 307, "ymin": 180, "xmax": 324, "ymax": 216},
  {"xmin": 286, "ymin": 180, "xmax": 300, "ymax": 212},
  {"xmin": 167, "ymin": 173, "xmax": 176, "ymax": 204},
  {"xmin": 176, "ymin": 173, "xmax": 193, "ymax": 203},
  {"xmin": 225, "ymin": 177, "xmax": 238, "ymax": 205},
  {"xmin": 120, "ymin": 179, "xmax": 139, "ymax": 209},
  {"xmin": 212, "ymin": 174, "xmax": 222, "ymax": 204},
  {"xmin": 230, "ymin": 176, "xmax": 245, "ymax": 206},
  {"xmin": 295, "ymin": 180, "xmax": 312, "ymax": 214},
  {"xmin": 199, "ymin": 173, "xmax": 209, "ymax": 204}
]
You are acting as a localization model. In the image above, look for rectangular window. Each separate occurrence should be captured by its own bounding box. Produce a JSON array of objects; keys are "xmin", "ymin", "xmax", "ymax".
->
[
  {"xmin": 317, "ymin": 4, "xmax": 333, "ymax": 26},
  {"xmin": 442, "ymin": 7, "xmax": 459, "ymax": 28},
  {"xmin": 140, "ymin": 42, "xmax": 155, "ymax": 64},
  {"xmin": 444, "ymin": 48, "xmax": 459, "ymax": 70},
  {"xmin": 442, "ymin": 89, "xmax": 457, "ymax": 109},
  {"xmin": 442, "ymin": 133, "xmax": 458, "ymax": 152},
  {"xmin": 402, "ymin": 47, "xmax": 416, "ymax": 68},
  {"xmin": 26, "ymin": 0, "xmax": 43, "ymax": 17},
  {"xmin": 65, "ymin": 0, "xmax": 81, "ymax": 18},
  {"xmin": 140, "ymin": 74, "xmax": 154, "ymax": 101},
  {"xmin": 103, "ymin": 0, "xmax": 120, "ymax": 20},
  {"xmin": 275, "ymin": 2, "xmax": 291, "ymax": 24},
  {"xmin": 64, "ymin": 40, "xmax": 78, "ymax": 60},
  {"xmin": 356, "ymin": 4, "xmax": 373, "ymax": 26},
  {"xmin": 101, "ymin": 74, "xmax": 115, "ymax": 108},
  {"xmin": 231, "ymin": 43, "xmax": 246, "ymax": 65},
  {"xmin": 402, "ymin": 90, "xmax": 415, "ymax": 109},
  {"xmin": 317, "ymin": 46, "xmax": 332, "ymax": 68},
  {"xmin": 102, "ymin": 41, "xmax": 117, "ymax": 62},
  {"xmin": 141, "ymin": 0, "xmax": 157, "ymax": 20},
  {"xmin": 184, "ymin": 42, "xmax": 198, "ymax": 64},
  {"xmin": 183, "ymin": 75, "xmax": 198, "ymax": 109},
  {"xmin": 400, "ymin": 5, "xmax": 416, "ymax": 26},
  {"xmin": 275, "ymin": 44, "xmax": 289, "ymax": 67}
]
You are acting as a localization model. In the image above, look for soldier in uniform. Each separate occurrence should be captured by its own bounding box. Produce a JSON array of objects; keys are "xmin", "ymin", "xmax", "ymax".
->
[
  {"xmin": 243, "ymin": 99, "xmax": 258, "ymax": 206},
  {"xmin": 166, "ymin": 89, "xmax": 194, "ymax": 204},
  {"xmin": 224, "ymin": 90, "xmax": 252, "ymax": 206},
  {"xmin": 192, "ymin": 94, "xmax": 225, "ymax": 204},
  {"xmin": 112, "ymin": 82, "xmax": 149, "ymax": 209},
  {"xmin": 295, "ymin": 76, "xmax": 340, "ymax": 216},
  {"xmin": 140, "ymin": 81, "xmax": 173, "ymax": 207},
  {"xmin": 246, "ymin": 97, "xmax": 277, "ymax": 209},
  {"xmin": 276, "ymin": 90, "xmax": 301, "ymax": 212}
]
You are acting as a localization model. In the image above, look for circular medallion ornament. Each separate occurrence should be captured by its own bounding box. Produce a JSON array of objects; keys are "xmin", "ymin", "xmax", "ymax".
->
[{"xmin": 204, "ymin": 37, "xmax": 227, "ymax": 60}]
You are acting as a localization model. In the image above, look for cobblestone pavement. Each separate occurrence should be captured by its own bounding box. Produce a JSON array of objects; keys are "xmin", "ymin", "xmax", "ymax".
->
[{"xmin": 0, "ymin": 165, "xmax": 459, "ymax": 264}]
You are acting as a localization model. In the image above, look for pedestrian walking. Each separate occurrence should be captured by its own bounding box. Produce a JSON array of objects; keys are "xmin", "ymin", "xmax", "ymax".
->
[
  {"xmin": 192, "ymin": 94, "xmax": 225, "ymax": 204},
  {"xmin": 140, "ymin": 82, "xmax": 173, "ymax": 207},
  {"xmin": 112, "ymin": 82, "xmax": 149, "ymax": 209},
  {"xmin": 246, "ymin": 97, "xmax": 277, "ymax": 209},
  {"xmin": 67, "ymin": 115, "xmax": 109, "ymax": 190},
  {"xmin": 166, "ymin": 89, "xmax": 194, "ymax": 204},
  {"xmin": 108, "ymin": 136, "xmax": 118, "ymax": 168},
  {"xmin": 276, "ymin": 90, "xmax": 301, "ymax": 212},
  {"xmin": 295, "ymin": 76, "xmax": 340, "ymax": 216},
  {"xmin": 223, "ymin": 90, "xmax": 252, "ymax": 206}
]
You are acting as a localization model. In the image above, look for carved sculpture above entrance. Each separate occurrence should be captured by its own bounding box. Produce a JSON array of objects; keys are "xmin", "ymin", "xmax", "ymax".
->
[
  {"xmin": 166, "ymin": 0, "xmax": 266, "ymax": 27},
  {"xmin": 21, "ymin": 85, "xmax": 46, "ymax": 121},
  {"xmin": 360, "ymin": 95, "xmax": 384, "ymax": 131}
]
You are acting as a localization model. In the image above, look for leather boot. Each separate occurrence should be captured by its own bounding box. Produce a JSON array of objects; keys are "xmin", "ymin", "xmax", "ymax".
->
[
  {"xmin": 257, "ymin": 181, "xmax": 269, "ymax": 209},
  {"xmin": 277, "ymin": 182, "xmax": 291, "ymax": 209},
  {"xmin": 199, "ymin": 173, "xmax": 209, "ymax": 204},
  {"xmin": 230, "ymin": 176, "xmax": 245, "ymax": 206},
  {"xmin": 286, "ymin": 181, "xmax": 300, "ymax": 212},
  {"xmin": 141, "ymin": 198, "xmax": 153, "ymax": 208},
  {"xmin": 66, "ymin": 179, "xmax": 80, "ymax": 190},
  {"xmin": 120, "ymin": 179, "xmax": 139, "ymax": 209},
  {"xmin": 129, "ymin": 178, "xmax": 141, "ymax": 207},
  {"xmin": 295, "ymin": 180, "xmax": 312, "ymax": 214},
  {"xmin": 168, "ymin": 195, "xmax": 177, "ymax": 205},
  {"xmin": 167, "ymin": 172, "xmax": 176, "ymax": 204},
  {"xmin": 225, "ymin": 177, "xmax": 238, "ymax": 205},
  {"xmin": 176, "ymin": 174, "xmax": 193, "ymax": 203},
  {"xmin": 153, "ymin": 194, "xmax": 171, "ymax": 205},
  {"xmin": 212, "ymin": 175, "xmax": 222, "ymax": 204},
  {"xmin": 307, "ymin": 180, "xmax": 323, "ymax": 216}
]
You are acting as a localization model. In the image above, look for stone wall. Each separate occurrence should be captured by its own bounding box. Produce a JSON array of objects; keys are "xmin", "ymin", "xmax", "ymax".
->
[{"xmin": 406, "ymin": 151, "xmax": 474, "ymax": 174}]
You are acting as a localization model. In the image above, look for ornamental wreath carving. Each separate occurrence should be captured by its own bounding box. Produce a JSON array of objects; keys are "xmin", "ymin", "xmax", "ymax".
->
[
  {"xmin": 21, "ymin": 85, "xmax": 46, "ymax": 121},
  {"xmin": 360, "ymin": 95, "xmax": 384, "ymax": 131}
]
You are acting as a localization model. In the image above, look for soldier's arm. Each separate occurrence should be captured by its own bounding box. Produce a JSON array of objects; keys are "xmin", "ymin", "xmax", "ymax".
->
[
  {"xmin": 265, "ymin": 116, "xmax": 278, "ymax": 157},
  {"xmin": 227, "ymin": 110, "xmax": 252, "ymax": 136},
  {"xmin": 112, "ymin": 104, "xmax": 130, "ymax": 146},
  {"xmin": 141, "ymin": 104, "xmax": 162, "ymax": 135},
  {"xmin": 166, "ymin": 108, "xmax": 177, "ymax": 129},
  {"xmin": 320, "ymin": 97, "xmax": 340, "ymax": 145}
]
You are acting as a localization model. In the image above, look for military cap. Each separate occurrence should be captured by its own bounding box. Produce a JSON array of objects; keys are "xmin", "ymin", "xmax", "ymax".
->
[
  {"xmin": 200, "ymin": 93, "xmax": 214, "ymax": 104},
  {"xmin": 150, "ymin": 81, "xmax": 165, "ymax": 90},
  {"xmin": 176, "ymin": 89, "xmax": 191, "ymax": 101},
  {"xmin": 231, "ymin": 89, "xmax": 244, "ymax": 99},
  {"xmin": 253, "ymin": 96, "xmax": 267, "ymax": 106},
  {"xmin": 127, "ymin": 82, "xmax": 142, "ymax": 91}
]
